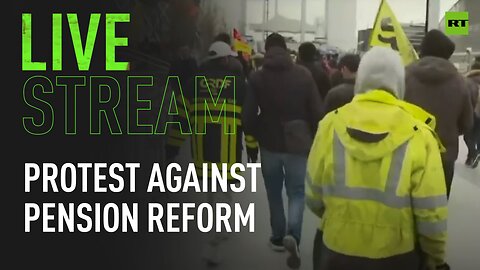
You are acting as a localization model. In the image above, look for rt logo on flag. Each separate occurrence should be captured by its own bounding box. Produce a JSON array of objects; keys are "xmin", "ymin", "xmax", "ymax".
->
[{"xmin": 445, "ymin": 12, "xmax": 469, "ymax": 36}]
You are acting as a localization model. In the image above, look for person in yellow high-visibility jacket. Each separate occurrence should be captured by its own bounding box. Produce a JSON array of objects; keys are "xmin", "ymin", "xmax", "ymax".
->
[{"xmin": 306, "ymin": 47, "xmax": 449, "ymax": 270}]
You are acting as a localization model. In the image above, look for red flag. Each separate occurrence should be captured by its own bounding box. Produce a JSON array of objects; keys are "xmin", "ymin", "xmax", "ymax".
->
[
  {"xmin": 233, "ymin": 28, "xmax": 244, "ymax": 42},
  {"xmin": 232, "ymin": 28, "xmax": 252, "ymax": 61}
]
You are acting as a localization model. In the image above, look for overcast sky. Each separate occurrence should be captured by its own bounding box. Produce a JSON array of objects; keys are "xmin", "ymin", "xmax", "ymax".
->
[{"xmin": 247, "ymin": 0, "xmax": 458, "ymax": 31}]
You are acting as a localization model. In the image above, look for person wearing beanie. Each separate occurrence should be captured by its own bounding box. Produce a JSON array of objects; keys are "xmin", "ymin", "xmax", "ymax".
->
[
  {"xmin": 242, "ymin": 33, "xmax": 323, "ymax": 269},
  {"xmin": 264, "ymin": 32, "xmax": 288, "ymax": 51},
  {"xmin": 307, "ymin": 47, "xmax": 449, "ymax": 270},
  {"xmin": 419, "ymin": 29, "xmax": 456, "ymax": 59},
  {"xmin": 297, "ymin": 42, "xmax": 331, "ymax": 99},
  {"xmin": 405, "ymin": 29, "xmax": 473, "ymax": 197}
]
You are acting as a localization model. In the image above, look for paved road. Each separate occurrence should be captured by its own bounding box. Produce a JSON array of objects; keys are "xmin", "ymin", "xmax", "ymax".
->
[{"xmin": 172, "ymin": 139, "xmax": 480, "ymax": 270}]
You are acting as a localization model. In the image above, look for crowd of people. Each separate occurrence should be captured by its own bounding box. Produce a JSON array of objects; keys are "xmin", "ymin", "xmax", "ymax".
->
[{"xmin": 166, "ymin": 29, "xmax": 480, "ymax": 270}]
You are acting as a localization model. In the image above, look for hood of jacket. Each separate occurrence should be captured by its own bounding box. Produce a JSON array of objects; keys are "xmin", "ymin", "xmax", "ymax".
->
[
  {"xmin": 332, "ymin": 90, "xmax": 426, "ymax": 162},
  {"xmin": 355, "ymin": 47, "xmax": 405, "ymax": 100},
  {"xmin": 263, "ymin": 47, "xmax": 294, "ymax": 71},
  {"xmin": 407, "ymin": 56, "xmax": 458, "ymax": 85}
]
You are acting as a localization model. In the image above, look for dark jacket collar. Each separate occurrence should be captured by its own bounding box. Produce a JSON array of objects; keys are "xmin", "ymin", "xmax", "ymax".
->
[
  {"xmin": 342, "ymin": 77, "xmax": 356, "ymax": 85},
  {"xmin": 263, "ymin": 47, "xmax": 293, "ymax": 71}
]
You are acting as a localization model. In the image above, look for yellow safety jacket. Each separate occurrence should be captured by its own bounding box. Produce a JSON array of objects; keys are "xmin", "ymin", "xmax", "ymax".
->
[
  {"xmin": 166, "ymin": 66, "xmax": 258, "ymax": 179},
  {"xmin": 306, "ymin": 90, "xmax": 447, "ymax": 267},
  {"xmin": 398, "ymin": 100, "xmax": 446, "ymax": 153}
]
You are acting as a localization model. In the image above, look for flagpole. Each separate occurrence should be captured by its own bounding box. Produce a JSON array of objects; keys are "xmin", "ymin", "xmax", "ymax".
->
[{"xmin": 425, "ymin": 0, "xmax": 430, "ymax": 34}]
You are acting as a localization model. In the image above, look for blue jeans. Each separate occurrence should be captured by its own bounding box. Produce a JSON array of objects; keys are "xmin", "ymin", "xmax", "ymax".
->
[{"xmin": 260, "ymin": 148, "xmax": 306, "ymax": 243}]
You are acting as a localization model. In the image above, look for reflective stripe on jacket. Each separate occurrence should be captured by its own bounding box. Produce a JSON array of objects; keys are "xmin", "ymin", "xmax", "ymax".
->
[
  {"xmin": 165, "ymin": 64, "xmax": 258, "ymax": 179},
  {"xmin": 306, "ymin": 90, "xmax": 447, "ymax": 266}
]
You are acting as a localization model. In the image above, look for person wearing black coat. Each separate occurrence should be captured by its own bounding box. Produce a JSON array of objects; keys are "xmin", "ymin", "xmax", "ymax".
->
[
  {"xmin": 242, "ymin": 33, "xmax": 323, "ymax": 269},
  {"xmin": 405, "ymin": 30, "xmax": 473, "ymax": 197},
  {"xmin": 297, "ymin": 42, "xmax": 331, "ymax": 100}
]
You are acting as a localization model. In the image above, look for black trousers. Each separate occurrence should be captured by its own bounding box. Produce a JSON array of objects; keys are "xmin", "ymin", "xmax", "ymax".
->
[
  {"xmin": 464, "ymin": 115, "xmax": 480, "ymax": 159},
  {"xmin": 442, "ymin": 159, "xmax": 455, "ymax": 199},
  {"xmin": 313, "ymin": 230, "xmax": 423, "ymax": 270}
]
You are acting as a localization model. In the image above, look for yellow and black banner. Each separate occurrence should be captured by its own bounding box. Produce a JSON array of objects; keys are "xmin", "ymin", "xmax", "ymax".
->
[{"xmin": 370, "ymin": 0, "xmax": 419, "ymax": 65}]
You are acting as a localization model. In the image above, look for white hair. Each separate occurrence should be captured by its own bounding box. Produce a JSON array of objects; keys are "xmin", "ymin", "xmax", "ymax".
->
[{"xmin": 354, "ymin": 47, "xmax": 405, "ymax": 99}]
